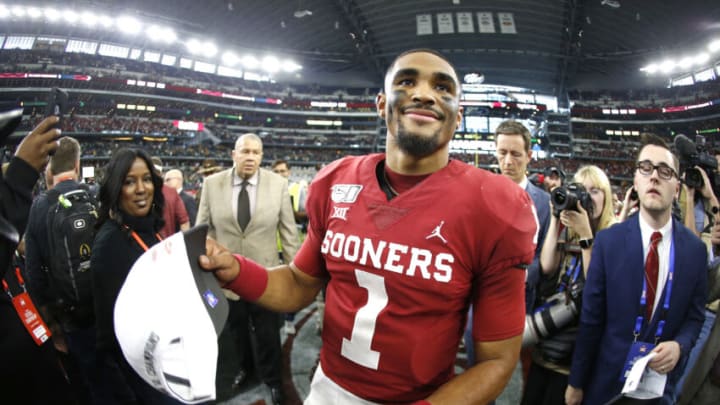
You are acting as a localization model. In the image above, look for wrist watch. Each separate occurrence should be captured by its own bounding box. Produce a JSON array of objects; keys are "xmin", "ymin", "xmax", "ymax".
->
[{"xmin": 579, "ymin": 238, "xmax": 594, "ymax": 249}]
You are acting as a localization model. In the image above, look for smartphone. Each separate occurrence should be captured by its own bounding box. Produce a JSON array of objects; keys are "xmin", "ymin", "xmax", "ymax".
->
[
  {"xmin": 629, "ymin": 187, "xmax": 638, "ymax": 201},
  {"xmin": 45, "ymin": 88, "xmax": 68, "ymax": 155},
  {"xmin": 45, "ymin": 87, "xmax": 68, "ymax": 129}
]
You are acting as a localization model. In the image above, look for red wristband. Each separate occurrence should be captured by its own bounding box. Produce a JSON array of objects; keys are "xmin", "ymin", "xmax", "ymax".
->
[{"xmin": 225, "ymin": 255, "xmax": 268, "ymax": 301}]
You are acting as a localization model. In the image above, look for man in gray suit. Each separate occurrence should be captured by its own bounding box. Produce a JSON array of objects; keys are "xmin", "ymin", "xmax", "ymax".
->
[{"xmin": 197, "ymin": 133, "xmax": 299, "ymax": 404}]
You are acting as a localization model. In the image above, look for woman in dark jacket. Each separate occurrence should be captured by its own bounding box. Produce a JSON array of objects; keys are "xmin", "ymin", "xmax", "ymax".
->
[{"xmin": 90, "ymin": 148, "xmax": 178, "ymax": 404}]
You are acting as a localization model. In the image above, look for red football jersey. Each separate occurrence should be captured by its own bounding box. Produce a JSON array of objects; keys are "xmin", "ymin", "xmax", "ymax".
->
[{"xmin": 293, "ymin": 154, "xmax": 537, "ymax": 402}]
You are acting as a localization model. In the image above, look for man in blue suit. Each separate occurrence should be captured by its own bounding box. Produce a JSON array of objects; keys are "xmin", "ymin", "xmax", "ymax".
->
[{"xmin": 567, "ymin": 135, "xmax": 707, "ymax": 405}]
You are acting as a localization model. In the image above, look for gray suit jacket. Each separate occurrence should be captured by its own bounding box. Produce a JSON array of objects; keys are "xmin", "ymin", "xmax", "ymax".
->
[{"xmin": 196, "ymin": 167, "xmax": 300, "ymax": 268}]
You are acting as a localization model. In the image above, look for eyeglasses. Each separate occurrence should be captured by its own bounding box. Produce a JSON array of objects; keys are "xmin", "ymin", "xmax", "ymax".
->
[{"xmin": 636, "ymin": 160, "xmax": 677, "ymax": 180}]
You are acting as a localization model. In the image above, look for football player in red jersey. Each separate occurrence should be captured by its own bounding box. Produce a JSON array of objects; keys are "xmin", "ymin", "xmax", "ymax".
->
[{"xmin": 200, "ymin": 49, "xmax": 538, "ymax": 404}]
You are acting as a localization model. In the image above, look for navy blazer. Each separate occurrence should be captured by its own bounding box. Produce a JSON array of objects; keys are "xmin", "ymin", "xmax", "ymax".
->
[
  {"xmin": 569, "ymin": 215, "xmax": 707, "ymax": 405},
  {"xmin": 525, "ymin": 181, "xmax": 551, "ymax": 313}
]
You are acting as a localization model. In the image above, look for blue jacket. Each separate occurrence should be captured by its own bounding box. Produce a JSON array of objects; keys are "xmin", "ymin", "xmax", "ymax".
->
[
  {"xmin": 569, "ymin": 215, "xmax": 707, "ymax": 405},
  {"xmin": 525, "ymin": 181, "xmax": 550, "ymax": 313}
]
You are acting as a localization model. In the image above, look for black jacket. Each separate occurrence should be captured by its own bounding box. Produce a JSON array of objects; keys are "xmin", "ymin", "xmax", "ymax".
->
[
  {"xmin": 0, "ymin": 157, "xmax": 75, "ymax": 404},
  {"xmin": 91, "ymin": 213, "xmax": 161, "ymax": 353},
  {"xmin": 179, "ymin": 190, "xmax": 198, "ymax": 228},
  {"xmin": 24, "ymin": 178, "xmax": 84, "ymax": 307}
]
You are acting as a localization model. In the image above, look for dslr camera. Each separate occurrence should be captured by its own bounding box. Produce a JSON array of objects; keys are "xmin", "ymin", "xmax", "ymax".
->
[
  {"xmin": 550, "ymin": 182, "xmax": 594, "ymax": 217},
  {"xmin": 522, "ymin": 278, "xmax": 584, "ymax": 348},
  {"xmin": 674, "ymin": 134, "xmax": 718, "ymax": 194}
]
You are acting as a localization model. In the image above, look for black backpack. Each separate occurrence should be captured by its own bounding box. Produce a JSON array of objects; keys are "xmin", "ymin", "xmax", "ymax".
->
[{"xmin": 45, "ymin": 185, "xmax": 98, "ymax": 327}]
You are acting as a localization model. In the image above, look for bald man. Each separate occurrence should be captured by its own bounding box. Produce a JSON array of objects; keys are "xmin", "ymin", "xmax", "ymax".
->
[{"xmin": 164, "ymin": 169, "xmax": 197, "ymax": 228}]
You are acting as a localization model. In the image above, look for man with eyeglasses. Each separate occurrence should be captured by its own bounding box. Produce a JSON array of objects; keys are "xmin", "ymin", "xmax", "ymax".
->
[{"xmin": 566, "ymin": 134, "xmax": 707, "ymax": 405}]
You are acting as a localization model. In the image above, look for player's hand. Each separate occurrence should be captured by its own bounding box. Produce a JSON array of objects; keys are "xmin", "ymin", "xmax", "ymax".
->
[
  {"xmin": 648, "ymin": 341, "xmax": 681, "ymax": 374},
  {"xmin": 565, "ymin": 385, "xmax": 583, "ymax": 405},
  {"xmin": 14, "ymin": 116, "xmax": 61, "ymax": 172},
  {"xmin": 559, "ymin": 201, "xmax": 592, "ymax": 240},
  {"xmin": 199, "ymin": 238, "xmax": 240, "ymax": 285}
]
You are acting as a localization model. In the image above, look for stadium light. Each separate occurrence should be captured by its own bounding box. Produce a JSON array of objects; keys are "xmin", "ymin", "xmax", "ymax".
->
[
  {"xmin": 44, "ymin": 7, "xmax": 61, "ymax": 22},
  {"xmin": 80, "ymin": 11, "xmax": 98, "ymax": 26},
  {"xmin": 98, "ymin": 14, "xmax": 114, "ymax": 28},
  {"xmin": 694, "ymin": 52, "xmax": 710, "ymax": 65},
  {"xmin": 203, "ymin": 42, "xmax": 218, "ymax": 58},
  {"xmin": 222, "ymin": 51, "xmax": 240, "ymax": 66},
  {"xmin": 11, "ymin": 5, "xmax": 26, "ymax": 17},
  {"xmin": 709, "ymin": 40, "xmax": 720, "ymax": 53},
  {"xmin": 1, "ymin": 4, "xmax": 302, "ymax": 78},
  {"xmin": 146, "ymin": 25, "xmax": 176, "ymax": 43},
  {"xmin": 186, "ymin": 39, "xmax": 204, "ymax": 55},
  {"xmin": 242, "ymin": 55, "xmax": 259, "ymax": 69},
  {"xmin": 282, "ymin": 59, "xmax": 302, "ymax": 72},
  {"xmin": 261, "ymin": 55, "xmax": 280, "ymax": 73},
  {"xmin": 63, "ymin": 10, "xmax": 79, "ymax": 24},
  {"xmin": 116, "ymin": 16, "xmax": 142, "ymax": 35},
  {"xmin": 27, "ymin": 7, "xmax": 42, "ymax": 18},
  {"xmin": 640, "ymin": 63, "xmax": 658, "ymax": 74},
  {"xmin": 677, "ymin": 56, "xmax": 694, "ymax": 69},
  {"xmin": 659, "ymin": 59, "xmax": 675, "ymax": 73}
]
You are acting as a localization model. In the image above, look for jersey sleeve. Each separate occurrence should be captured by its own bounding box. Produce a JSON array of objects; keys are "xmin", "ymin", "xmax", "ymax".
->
[
  {"xmin": 472, "ymin": 184, "xmax": 537, "ymax": 341},
  {"xmin": 291, "ymin": 164, "xmax": 332, "ymax": 278},
  {"xmin": 292, "ymin": 221, "xmax": 327, "ymax": 278}
]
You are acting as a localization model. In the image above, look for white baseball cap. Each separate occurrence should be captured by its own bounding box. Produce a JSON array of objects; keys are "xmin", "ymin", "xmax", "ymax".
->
[{"xmin": 114, "ymin": 224, "xmax": 228, "ymax": 404}]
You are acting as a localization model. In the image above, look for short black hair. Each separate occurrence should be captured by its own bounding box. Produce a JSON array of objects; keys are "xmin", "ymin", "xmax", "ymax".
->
[
  {"xmin": 386, "ymin": 48, "xmax": 454, "ymax": 74},
  {"xmin": 272, "ymin": 159, "xmax": 289, "ymax": 170},
  {"xmin": 637, "ymin": 133, "xmax": 679, "ymax": 172},
  {"xmin": 383, "ymin": 48, "xmax": 459, "ymax": 93}
]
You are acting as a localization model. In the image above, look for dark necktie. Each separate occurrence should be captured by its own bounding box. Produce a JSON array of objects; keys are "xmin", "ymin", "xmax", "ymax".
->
[
  {"xmin": 645, "ymin": 231, "xmax": 662, "ymax": 319},
  {"xmin": 237, "ymin": 180, "xmax": 250, "ymax": 231}
]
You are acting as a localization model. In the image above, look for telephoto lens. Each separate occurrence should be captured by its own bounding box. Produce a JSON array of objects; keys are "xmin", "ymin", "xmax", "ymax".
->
[{"xmin": 522, "ymin": 291, "xmax": 580, "ymax": 348}]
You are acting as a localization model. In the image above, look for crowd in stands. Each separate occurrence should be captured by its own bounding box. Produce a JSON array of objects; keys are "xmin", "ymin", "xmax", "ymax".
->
[
  {"xmin": 0, "ymin": 49, "xmax": 376, "ymax": 109},
  {"xmin": 569, "ymin": 80, "xmax": 720, "ymax": 108},
  {"xmin": 4, "ymin": 48, "xmax": 720, "ymax": 195}
]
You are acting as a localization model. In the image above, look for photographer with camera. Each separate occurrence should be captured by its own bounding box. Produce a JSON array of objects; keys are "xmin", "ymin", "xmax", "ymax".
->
[
  {"xmin": 681, "ymin": 165, "xmax": 719, "ymax": 241},
  {"xmin": 521, "ymin": 165, "xmax": 616, "ymax": 405},
  {"xmin": 618, "ymin": 185, "xmax": 640, "ymax": 222},
  {"xmin": 677, "ymin": 218, "xmax": 720, "ymax": 404},
  {"xmin": 675, "ymin": 155, "xmax": 720, "ymax": 403}
]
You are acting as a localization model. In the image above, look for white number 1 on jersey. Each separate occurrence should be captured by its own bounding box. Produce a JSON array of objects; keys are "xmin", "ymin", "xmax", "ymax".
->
[{"xmin": 341, "ymin": 269, "xmax": 388, "ymax": 370}]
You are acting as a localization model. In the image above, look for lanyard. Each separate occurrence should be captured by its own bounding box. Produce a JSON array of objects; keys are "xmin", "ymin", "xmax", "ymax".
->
[
  {"xmin": 2, "ymin": 267, "xmax": 52, "ymax": 346},
  {"xmin": 633, "ymin": 236, "xmax": 675, "ymax": 343},
  {"xmin": 1, "ymin": 266, "xmax": 26, "ymax": 296},
  {"xmin": 558, "ymin": 255, "xmax": 582, "ymax": 292},
  {"xmin": 124, "ymin": 226, "xmax": 162, "ymax": 252}
]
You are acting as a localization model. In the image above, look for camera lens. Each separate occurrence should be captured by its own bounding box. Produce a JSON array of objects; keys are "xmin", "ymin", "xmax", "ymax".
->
[{"xmin": 685, "ymin": 167, "xmax": 704, "ymax": 189}]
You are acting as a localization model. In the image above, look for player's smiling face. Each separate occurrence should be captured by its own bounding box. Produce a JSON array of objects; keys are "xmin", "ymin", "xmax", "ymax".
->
[{"xmin": 377, "ymin": 51, "xmax": 463, "ymax": 158}]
